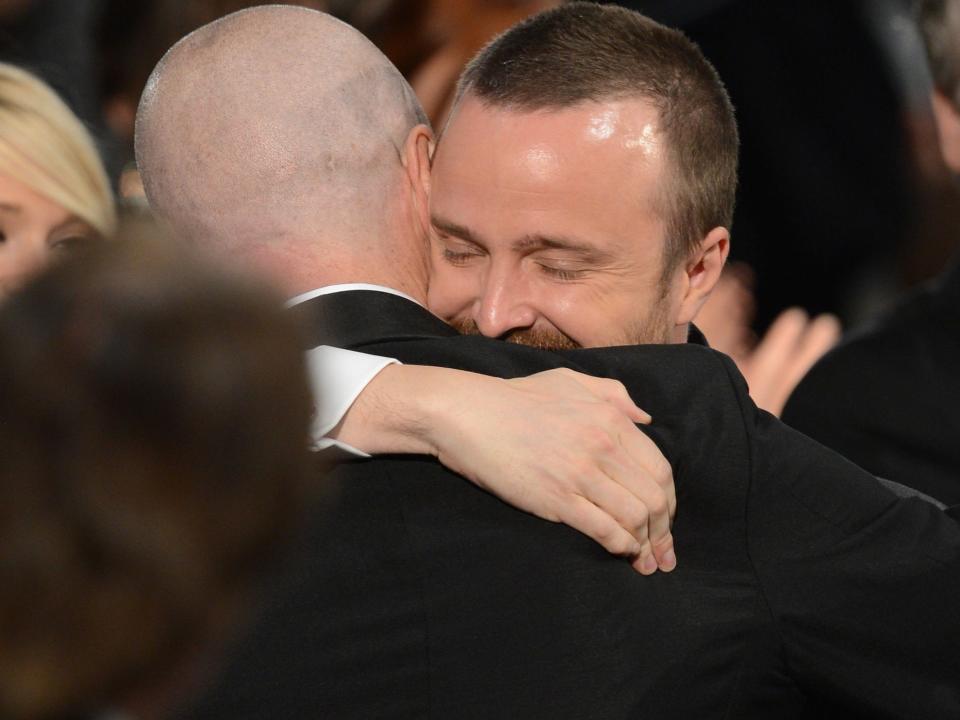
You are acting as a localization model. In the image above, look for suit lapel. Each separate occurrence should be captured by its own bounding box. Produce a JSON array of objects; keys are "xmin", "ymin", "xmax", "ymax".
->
[{"xmin": 291, "ymin": 290, "xmax": 458, "ymax": 349}]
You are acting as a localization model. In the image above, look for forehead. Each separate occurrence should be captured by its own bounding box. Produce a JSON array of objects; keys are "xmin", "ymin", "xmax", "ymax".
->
[{"xmin": 431, "ymin": 96, "xmax": 667, "ymax": 251}]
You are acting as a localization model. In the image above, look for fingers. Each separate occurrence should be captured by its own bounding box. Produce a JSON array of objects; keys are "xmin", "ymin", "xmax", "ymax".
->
[
  {"xmin": 571, "ymin": 392, "xmax": 676, "ymax": 573},
  {"xmin": 559, "ymin": 495, "xmax": 664, "ymax": 575},
  {"xmin": 790, "ymin": 313, "xmax": 841, "ymax": 379},
  {"xmin": 610, "ymin": 421, "xmax": 676, "ymax": 521},
  {"xmin": 648, "ymin": 531, "xmax": 677, "ymax": 573},
  {"xmin": 742, "ymin": 308, "xmax": 841, "ymax": 415},
  {"xmin": 555, "ymin": 369, "xmax": 652, "ymax": 424},
  {"xmin": 500, "ymin": 367, "xmax": 678, "ymax": 574},
  {"xmin": 600, "ymin": 444, "xmax": 676, "ymax": 573},
  {"xmin": 747, "ymin": 308, "xmax": 808, "ymax": 381}
]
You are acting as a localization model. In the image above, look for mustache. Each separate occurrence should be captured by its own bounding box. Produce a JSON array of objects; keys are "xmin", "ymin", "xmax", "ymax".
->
[{"xmin": 451, "ymin": 317, "xmax": 580, "ymax": 351}]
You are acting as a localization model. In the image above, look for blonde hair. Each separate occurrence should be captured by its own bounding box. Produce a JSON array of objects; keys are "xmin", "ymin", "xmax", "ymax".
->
[{"xmin": 0, "ymin": 63, "xmax": 116, "ymax": 237}]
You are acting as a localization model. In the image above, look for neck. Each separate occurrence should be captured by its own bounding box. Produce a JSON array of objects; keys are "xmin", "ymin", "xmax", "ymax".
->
[{"xmin": 253, "ymin": 235, "xmax": 429, "ymax": 305}]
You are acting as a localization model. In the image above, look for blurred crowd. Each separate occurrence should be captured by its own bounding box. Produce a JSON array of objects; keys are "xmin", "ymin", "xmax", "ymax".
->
[
  {"xmin": 2, "ymin": 0, "xmax": 960, "ymax": 717},
  {"xmin": 3, "ymin": 0, "xmax": 958, "ymax": 325}
]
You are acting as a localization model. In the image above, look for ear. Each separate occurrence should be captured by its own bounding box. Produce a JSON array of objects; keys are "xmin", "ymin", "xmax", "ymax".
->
[
  {"xmin": 674, "ymin": 226, "xmax": 730, "ymax": 326},
  {"xmin": 401, "ymin": 123, "xmax": 435, "ymax": 237},
  {"xmin": 931, "ymin": 90, "xmax": 960, "ymax": 173}
]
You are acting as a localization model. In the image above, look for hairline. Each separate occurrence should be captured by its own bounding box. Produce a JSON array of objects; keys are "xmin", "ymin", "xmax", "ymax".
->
[{"xmin": 439, "ymin": 85, "xmax": 692, "ymax": 285}]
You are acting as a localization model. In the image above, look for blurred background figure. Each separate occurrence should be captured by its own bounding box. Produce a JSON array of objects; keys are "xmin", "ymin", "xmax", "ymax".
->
[
  {"xmin": 617, "ymin": 0, "xmax": 959, "ymax": 326},
  {"xmin": 783, "ymin": 0, "xmax": 960, "ymax": 506},
  {"xmin": 0, "ymin": 229, "xmax": 315, "ymax": 719},
  {"xmin": 609, "ymin": 0, "xmax": 957, "ymax": 414},
  {"xmin": 0, "ymin": 0, "xmax": 106, "ymax": 159},
  {"xmin": 3, "ymin": 0, "xmax": 955, "ymax": 413},
  {"xmin": 327, "ymin": 0, "xmax": 561, "ymax": 126},
  {"xmin": 0, "ymin": 62, "xmax": 115, "ymax": 297},
  {"xmin": 694, "ymin": 262, "xmax": 842, "ymax": 415}
]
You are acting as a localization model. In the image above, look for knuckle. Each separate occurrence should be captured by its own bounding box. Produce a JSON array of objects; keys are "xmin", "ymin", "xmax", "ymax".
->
[
  {"xmin": 607, "ymin": 378, "xmax": 628, "ymax": 396},
  {"xmin": 569, "ymin": 459, "xmax": 595, "ymax": 480},
  {"xmin": 627, "ymin": 505, "xmax": 650, "ymax": 532},
  {"xmin": 653, "ymin": 456, "xmax": 673, "ymax": 484},
  {"xmin": 646, "ymin": 492, "xmax": 669, "ymax": 519},
  {"xmin": 652, "ymin": 532, "xmax": 674, "ymax": 551},
  {"xmin": 583, "ymin": 426, "xmax": 614, "ymax": 453},
  {"xmin": 608, "ymin": 535, "xmax": 637, "ymax": 556},
  {"xmin": 598, "ymin": 403, "xmax": 622, "ymax": 424},
  {"xmin": 592, "ymin": 521, "xmax": 617, "ymax": 544},
  {"xmin": 593, "ymin": 430, "xmax": 617, "ymax": 454}
]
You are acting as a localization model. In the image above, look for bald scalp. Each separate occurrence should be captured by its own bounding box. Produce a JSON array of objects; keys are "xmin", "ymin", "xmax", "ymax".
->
[{"xmin": 135, "ymin": 4, "xmax": 427, "ymax": 253}]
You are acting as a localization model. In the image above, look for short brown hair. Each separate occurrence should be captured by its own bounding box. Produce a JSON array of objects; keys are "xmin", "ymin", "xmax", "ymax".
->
[
  {"xmin": 453, "ymin": 1, "xmax": 739, "ymax": 275},
  {"xmin": 916, "ymin": 0, "xmax": 960, "ymax": 109},
  {"xmin": 0, "ymin": 228, "xmax": 314, "ymax": 718}
]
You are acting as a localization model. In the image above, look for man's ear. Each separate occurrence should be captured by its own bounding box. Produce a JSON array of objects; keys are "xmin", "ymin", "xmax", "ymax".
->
[
  {"xmin": 931, "ymin": 89, "xmax": 960, "ymax": 174},
  {"xmin": 674, "ymin": 226, "xmax": 730, "ymax": 326},
  {"xmin": 402, "ymin": 123, "xmax": 435, "ymax": 236}
]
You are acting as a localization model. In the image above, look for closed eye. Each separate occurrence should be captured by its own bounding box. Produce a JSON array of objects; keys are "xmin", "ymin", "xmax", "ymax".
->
[
  {"xmin": 536, "ymin": 262, "xmax": 586, "ymax": 281},
  {"xmin": 442, "ymin": 247, "xmax": 482, "ymax": 266},
  {"xmin": 49, "ymin": 235, "xmax": 89, "ymax": 254}
]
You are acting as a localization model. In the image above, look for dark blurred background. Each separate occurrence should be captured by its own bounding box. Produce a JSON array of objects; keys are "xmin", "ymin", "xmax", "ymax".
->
[{"xmin": 3, "ymin": 0, "xmax": 957, "ymax": 333}]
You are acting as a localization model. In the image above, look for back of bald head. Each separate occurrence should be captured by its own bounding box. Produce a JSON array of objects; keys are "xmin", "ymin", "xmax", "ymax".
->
[{"xmin": 135, "ymin": 5, "xmax": 427, "ymax": 254}]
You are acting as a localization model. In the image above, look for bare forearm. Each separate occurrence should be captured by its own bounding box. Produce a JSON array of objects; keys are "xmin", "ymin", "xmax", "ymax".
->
[{"xmin": 328, "ymin": 363, "xmax": 464, "ymax": 456}]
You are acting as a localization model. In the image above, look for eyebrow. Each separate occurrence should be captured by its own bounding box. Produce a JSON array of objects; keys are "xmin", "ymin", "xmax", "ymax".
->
[
  {"xmin": 511, "ymin": 234, "xmax": 613, "ymax": 262},
  {"xmin": 0, "ymin": 203, "xmax": 21, "ymax": 214},
  {"xmin": 432, "ymin": 214, "xmax": 612, "ymax": 262},
  {"xmin": 431, "ymin": 215, "xmax": 481, "ymax": 244}
]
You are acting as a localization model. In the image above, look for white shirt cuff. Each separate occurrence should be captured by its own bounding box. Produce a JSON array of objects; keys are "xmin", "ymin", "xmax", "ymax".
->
[{"xmin": 305, "ymin": 345, "xmax": 400, "ymax": 456}]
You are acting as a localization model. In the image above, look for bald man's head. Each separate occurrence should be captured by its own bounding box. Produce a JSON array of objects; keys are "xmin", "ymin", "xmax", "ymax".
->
[{"xmin": 136, "ymin": 5, "xmax": 431, "ymax": 295}]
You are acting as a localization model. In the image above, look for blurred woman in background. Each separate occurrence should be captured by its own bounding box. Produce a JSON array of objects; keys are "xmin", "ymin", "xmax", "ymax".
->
[{"xmin": 0, "ymin": 62, "xmax": 115, "ymax": 296}]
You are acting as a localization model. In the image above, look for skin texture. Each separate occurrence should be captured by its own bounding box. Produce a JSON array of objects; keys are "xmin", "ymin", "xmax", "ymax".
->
[
  {"xmin": 427, "ymin": 95, "xmax": 730, "ymax": 349},
  {"xmin": 0, "ymin": 174, "xmax": 96, "ymax": 297},
  {"xmin": 135, "ymin": 6, "xmax": 431, "ymax": 301}
]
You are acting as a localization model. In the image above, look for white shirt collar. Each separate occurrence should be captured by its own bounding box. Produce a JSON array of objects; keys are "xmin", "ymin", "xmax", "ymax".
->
[{"xmin": 285, "ymin": 283, "xmax": 423, "ymax": 309}]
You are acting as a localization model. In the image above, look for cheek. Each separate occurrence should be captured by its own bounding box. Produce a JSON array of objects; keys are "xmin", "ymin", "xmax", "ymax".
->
[
  {"xmin": 546, "ymin": 293, "xmax": 585, "ymax": 326},
  {"xmin": 426, "ymin": 262, "xmax": 474, "ymax": 318},
  {"xmin": 0, "ymin": 233, "xmax": 48, "ymax": 275},
  {"xmin": 540, "ymin": 282, "xmax": 642, "ymax": 344},
  {"xmin": 524, "ymin": 286, "xmax": 592, "ymax": 340}
]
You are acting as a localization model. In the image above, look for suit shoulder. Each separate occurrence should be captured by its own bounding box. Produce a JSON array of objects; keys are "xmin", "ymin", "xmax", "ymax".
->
[
  {"xmin": 565, "ymin": 342, "xmax": 742, "ymax": 388},
  {"xmin": 564, "ymin": 343, "xmax": 755, "ymax": 444}
]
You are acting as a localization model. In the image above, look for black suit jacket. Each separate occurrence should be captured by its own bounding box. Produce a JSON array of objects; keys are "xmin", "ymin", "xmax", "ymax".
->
[
  {"xmin": 783, "ymin": 259, "xmax": 960, "ymax": 505},
  {"xmin": 186, "ymin": 290, "xmax": 960, "ymax": 719}
]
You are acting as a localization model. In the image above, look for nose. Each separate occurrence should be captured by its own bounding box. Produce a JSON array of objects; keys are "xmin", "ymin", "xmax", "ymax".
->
[{"xmin": 474, "ymin": 265, "xmax": 538, "ymax": 338}]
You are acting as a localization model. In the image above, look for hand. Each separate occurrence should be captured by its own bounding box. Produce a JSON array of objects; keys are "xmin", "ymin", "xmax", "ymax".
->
[
  {"xmin": 427, "ymin": 368, "xmax": 677, "ymax": 575},
  {"xmin": 695, "ymin": 264, "xmax": 840, "ymax": 416},
  {"xmin": 738, "ymin": 308, "xmax": 841, "ymax": 416},
  {"xmin": 333, "ymin": 364, "xmax": 677, "ymax": 575}
]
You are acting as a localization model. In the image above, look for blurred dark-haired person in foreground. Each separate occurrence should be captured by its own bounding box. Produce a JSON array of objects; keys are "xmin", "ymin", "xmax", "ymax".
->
[
  {"xmin": 783, "ymin": 0, "xmax": 960, "ymax": 506},
  {"xmin": 0, "ymin": 230, "xmax": 314, "ymax": 719},
  {"xmin": 0, "ymin": 62, "xmax": 116, "ymax": 297}
]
